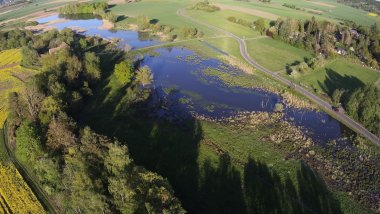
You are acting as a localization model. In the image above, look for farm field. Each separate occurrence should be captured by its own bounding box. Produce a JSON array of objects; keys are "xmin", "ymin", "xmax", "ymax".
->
[
  {"xmin": 0, "ymin": 0, "xmax": 62, "ymax": 22},
  {"xmin": 0, "ymin": 163, "xmax": 45, "ymax": 214},
  {"xmin": 111, "ymin": 0, "xmax": 216, "ymax": 36},
  {"xmin": 295, "ymin": 59, "xmax": 380, "ymax": 95},
  {"xmin": 246, "ymin": 38, "xmax": 312, "ymax": 71},
  {"xmin": 213, "ymin": 0, "xmax": 380, "ymax": 26},
  {"xmin": 0, "ymin": 49, "xmax": 21, "ymax": 67},
  {"xmin": 185, "ymin": 9, "xmax": 265, "ymax": 38}
]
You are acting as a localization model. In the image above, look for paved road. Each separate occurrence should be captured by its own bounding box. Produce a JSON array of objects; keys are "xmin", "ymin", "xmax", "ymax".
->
[{"xmin": 177, "ymin": 9, "xmax": 380, "ymax": 146}]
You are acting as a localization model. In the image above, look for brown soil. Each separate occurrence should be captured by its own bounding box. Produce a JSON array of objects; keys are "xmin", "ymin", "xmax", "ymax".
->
[
  {"xmin": 99, "ymin": 19, "xmax": 114, "ymax": 30},
  {"xmin": 213, "ymin": 3, "xmax": 279, "ymax": 20},
  {"xmin": 108, "ymin": 0, "xmax": 126, "ymax": 5}
]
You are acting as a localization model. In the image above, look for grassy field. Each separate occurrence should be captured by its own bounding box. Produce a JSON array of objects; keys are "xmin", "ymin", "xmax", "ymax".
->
[
  {"xmin": 111, "ymin": 0, "xmax": 216, "ymax": 36},
  {"xmin": 246, "ymin": 38, "xmax": 312, "ymax": 71},
  {"xmin": 213, "ymin": 0, "xmax": 380, "ymax": 26},
  {"xmin": 186, "ymin": 9, "xmax": 265, "ymax": 38},
  {"xmin": 295, "ymin": 59, "xmax": 380, "ymax": 95}
]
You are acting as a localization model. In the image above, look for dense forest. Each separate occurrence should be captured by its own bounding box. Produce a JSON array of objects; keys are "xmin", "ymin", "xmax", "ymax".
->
[
  {"xmin": 268, "ymin": 17, "xmax": 380, "ymax": 68},
  {"xmin": 4, "ymin": 29, "xmax": 184, "ymax": 213}
]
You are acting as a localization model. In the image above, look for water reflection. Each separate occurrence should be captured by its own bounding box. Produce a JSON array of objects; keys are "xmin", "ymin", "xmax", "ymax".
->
[
  {"xmin": 141, "ymin": 47, "xmax": 352, "ymax": 144},
  {"xmin": 36, "ymin": 14, "xmax": 160, "ymax": 49}
]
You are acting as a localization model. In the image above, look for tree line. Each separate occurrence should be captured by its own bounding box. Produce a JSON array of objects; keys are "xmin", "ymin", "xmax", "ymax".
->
[
  {"xmin": 4, "ymin": 29, "xmax": 185, "ymax": 213},
  {"xmin": 58, "ymin": 2, "xmax": 119, "ymax": 23}
]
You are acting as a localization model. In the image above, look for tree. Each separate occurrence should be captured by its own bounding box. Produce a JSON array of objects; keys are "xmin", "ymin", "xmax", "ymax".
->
[
  {"xmin": 15, "ymin": 121, "xmax": 43, "ymax": 164},
  {"xmin": 346, "ymin": 85, "xmax": 380, "ymax": 136},
  {"xmin": 38, "ymin": 96, "xmax": 61, "ymax": 125},
  {"xmin": 137, "ymin": 16, "xmax": 151, "ymax": 30},
  {"xmin": 8, "ymin": 92, "xmax": 25, "ymax": 120},
  {"xmin": 331, "ymin": 89, "xmax": 344, "ymax": 106},
  {"xmin": 84, "ymin": 52, "xmax": 101, "ymax": 82},
  {"xmin": 63, "ymin": 151, "xmax": 110, "ymax": 213},
  {"xmin": 47, "ymin": 113, "xmax": 76, "ymax": 151},
  {"xmin": 22, "ymin": 80, "xmax": 45, "ymax": 121},
  {"xmin": 254, "ymin": 18, "xmax": 265, "ymax": 35},
  {"xmin": 136, "ymin": 66, "xmax": 153, "ymax": 86},
  {"xmin": 21, "ymin": 46, "xmax": 39, "ymax": 67},
  {"xmin": 114, "ymin": 61, "xmax": 134, "ymax": 85}
]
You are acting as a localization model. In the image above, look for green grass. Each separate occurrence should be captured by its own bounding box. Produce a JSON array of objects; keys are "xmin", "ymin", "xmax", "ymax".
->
[
  {"xmin": 111, "ymin": 0, "xmax": 216, "ymax": 36},
  {"xmin": 0, "ymin": 0, "xmax": 67, "ymax": 22},
  {"xmin": 186, "ymin": 9, "xmax": 265, "ymax": 38},
  {"xmin": 298, "ymin": 59, "xmax": 380, "ymax": 95},
  {"xmin": 246, "ymin": 38, "xmax": 312, "ymax": 71},
  {"xmin": 213, "ymin": 0, "xmax": 380, "ymax": 26}
]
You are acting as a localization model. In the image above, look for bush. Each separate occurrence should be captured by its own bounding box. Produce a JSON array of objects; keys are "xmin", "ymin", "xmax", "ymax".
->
[{"xmin": 191, "ymin": 1, "xmax": 220, "ymax": 12}]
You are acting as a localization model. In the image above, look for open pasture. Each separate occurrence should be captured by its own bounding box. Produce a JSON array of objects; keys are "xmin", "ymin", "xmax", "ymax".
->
[
  {"xmin": 246, "ymin": 38, "xmax": 312, "ymax": 71},
  {"xmin": 297, "ymin": 59, "xmax": 380, "ymax": 95},
  {"xmin": 213, "ymin": 0, "xmax": 379, "ymax": 26}
]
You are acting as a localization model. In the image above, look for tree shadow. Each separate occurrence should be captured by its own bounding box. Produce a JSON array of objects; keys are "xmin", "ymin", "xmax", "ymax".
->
[
  {"xmin": 198, "ymin": 154, "xmax": 245, "ymax": 214},
  {"xmin": 243, "ymin": 158, "xmax": 342, "ymax": 214},
  {"xmin": 318, "ymin": 68, "xmax": 364, "ymax": 95},
  {"xmin": 79, "ymin": 48, "xmax": 343, "ymax": 213}
]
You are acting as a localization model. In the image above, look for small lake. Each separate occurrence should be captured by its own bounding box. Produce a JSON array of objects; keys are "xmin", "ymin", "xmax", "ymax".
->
[
  {"xmin": 37, "ymin": 14, "xmax": 352, "ymax": 145},
  {"xmin": 36, "ymin": 14, "xmax": 160, "ymax": 49},
  {"xmin": 141, "ymin": 48, "xmax": 351, "ymax": 144}
]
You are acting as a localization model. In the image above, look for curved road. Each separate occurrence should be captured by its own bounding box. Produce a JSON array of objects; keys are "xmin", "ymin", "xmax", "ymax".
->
[{"xmin": 177, "ymin": 9, "xmax": 380, "ymax": 146}]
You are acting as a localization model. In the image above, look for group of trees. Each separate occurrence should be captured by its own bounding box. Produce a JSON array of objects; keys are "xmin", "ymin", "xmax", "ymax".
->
[
  {"xmin": 6, "ymin": 29, "xmax": 184, "ymax": 213},
  {"xmin": 59, "ymin": 2, "xmax": 119, "ymax": 23},
  {"xmin": 286, "ymin": 55, "xmax": 325, "ymax": 77},
  {"xmin": 180, "ymin": 27, "xmax": 204, "ymax": 38},
  {"xmin": 190, "ymin": 1, "xmax": 220, "ymax": 12},
  {"xmin": 268, "ymin": 17, "xmax": 380, "ymax": 68},
  {"xmin": 0, "ymin": 29, "xmax": 33, "ymax": 50},
  {"xmin": 227, "ymin": 17, "xmax": 265, "ymax": 34},
  {"xmin": 135, "ymin": 16, "xmax": 176, "ymax": 41},
  {"xmin": 345, "ymin": 85, "xmax": 380, "ymax": 136}
]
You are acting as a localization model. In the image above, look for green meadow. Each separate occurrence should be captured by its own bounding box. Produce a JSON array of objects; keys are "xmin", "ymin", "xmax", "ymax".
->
[
  {"xmin": 297, "ymin": 59, "xmax": 380, "ymax": 95},
  {"xmin": 246, "ymin": 38, "xmax": 312, "ymax": 71}
]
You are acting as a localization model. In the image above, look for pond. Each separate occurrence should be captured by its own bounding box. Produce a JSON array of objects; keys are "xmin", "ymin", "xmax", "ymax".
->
[
  {"xmin": 141, "ymin": 47, "xmax": 352, "ymax": 145},
  {"xmin": 36, "ymin": 14, "xmax": 160, "ymax": 49},
  {"xmin": 37, "ymin": 14, "xmax": 353, "ymax": 145}
]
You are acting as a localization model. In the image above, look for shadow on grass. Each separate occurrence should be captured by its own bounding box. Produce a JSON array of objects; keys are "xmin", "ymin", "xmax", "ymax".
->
[
  {"xmin": 318, "ymin": 68, "xmax": 364, "ymax": 95},
  {"xmin": 80, "ymin": 50, "xmax": 343, "ymax": 213},
  {"xmin": 197, "ymin": 155, "xmax": 342, "ymax": 214}
]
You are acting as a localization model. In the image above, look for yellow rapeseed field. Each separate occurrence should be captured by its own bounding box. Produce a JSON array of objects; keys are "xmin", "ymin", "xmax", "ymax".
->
[
  {"xmin": 0, "ymin": 49, "xmax": 21, "ymax": 67},
  {"xmin": 0, "ymin": 163, "xmax": 45, "ymax": 214},
  {"xmin": 368, "ymin": 12, "xmax": 378, "ymax": 17}
]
